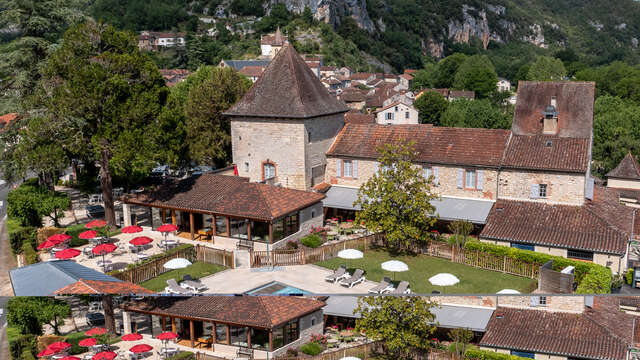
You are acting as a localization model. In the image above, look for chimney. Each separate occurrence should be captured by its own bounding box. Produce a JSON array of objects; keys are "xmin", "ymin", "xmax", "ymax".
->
[{"xmin": 542, "ymin": 96, "xmax": 558, "ymax": 135}]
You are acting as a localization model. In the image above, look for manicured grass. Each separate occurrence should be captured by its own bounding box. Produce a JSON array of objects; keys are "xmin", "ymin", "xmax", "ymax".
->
[
  {"xmin": 316, "ymin": 249, "xmax": 538, "ymax": 294},
  {"xmin": 140, "ymin": 261, "xmax": 226, "ymax": 292}
]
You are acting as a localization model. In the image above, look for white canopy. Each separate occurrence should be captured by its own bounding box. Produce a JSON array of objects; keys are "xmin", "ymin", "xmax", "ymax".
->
[
  {"xmin": 163, "ymin": 258, "xmax": 192, "ymax": 269},
  {"xmin": 496, "ymin": 289, "xmax": 520, "ymax": 294},
  {"xmin": 429, "ymin": 273, "xmax": 460, "ymax": 286},
  {"xmin": 381, "ymin": 260, "xmax": 409, "ymax": 272},
  {"xmin": 337, "ymin": 249, "xmax": 364, "ymax": 260}
]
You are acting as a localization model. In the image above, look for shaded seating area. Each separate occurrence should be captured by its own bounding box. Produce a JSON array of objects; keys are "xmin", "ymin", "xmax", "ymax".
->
[{"xmin": 122, "ymin": 174, "xmax": 325, "ymax": 250}]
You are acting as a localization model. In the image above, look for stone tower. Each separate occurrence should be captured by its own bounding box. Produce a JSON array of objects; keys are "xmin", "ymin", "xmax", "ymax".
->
[{"xmin": 224, "ymin": 43, "xmax": 349, "ymax": 190}]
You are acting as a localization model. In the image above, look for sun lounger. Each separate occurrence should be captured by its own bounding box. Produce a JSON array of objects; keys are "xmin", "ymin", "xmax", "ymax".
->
[
  {"xmin": 165, "ymin": 279, "xmax": 192, "ymax": 295},
  {"xmin": 180, "ymin": 275, "xmax": 208, "ymax": 292},
  {"xmin": 325, "ymin": 265, "xmax": 348, "ymax": 283},
  {"xmin": 339, "ymin": 269, "xmax": 365, "ymax": 288},
  {"xmin": 368, "ymin": 276, "xmax": 394, "ymax": 294},
  {"xmin": 387, "ymin": 281, "xmax": 410, "ymax": 294}
]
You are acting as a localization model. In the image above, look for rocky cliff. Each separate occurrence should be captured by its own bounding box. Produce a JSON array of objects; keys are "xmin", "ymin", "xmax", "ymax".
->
[{"xmin": 266, "ymin": 0, "xmax": 374, "ymax": 31}]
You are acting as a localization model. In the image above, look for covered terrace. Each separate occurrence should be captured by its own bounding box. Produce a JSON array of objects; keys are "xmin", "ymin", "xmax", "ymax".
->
[{"xmin": 121, "ymin": 174, "xmax": 325, "ymax": 250}]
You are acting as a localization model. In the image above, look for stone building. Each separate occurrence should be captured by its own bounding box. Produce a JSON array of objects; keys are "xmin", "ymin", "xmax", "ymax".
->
[
  {"xmin": 224, "ymin": 43, "xmax": 349, "ymax": 191},
  {"xmin": 373, "ymin": 100, "xmax": 419, "ymax": 125},
  {"xmin": 260, "ymin": 27, "xmax": 285, "ymax": 58}
]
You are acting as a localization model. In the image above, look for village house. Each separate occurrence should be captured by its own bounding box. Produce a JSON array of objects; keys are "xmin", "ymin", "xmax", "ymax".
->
[
  {"xmin": 260, "ymin": 27, "xmax": 285, "ymax": 58},
  {"xmin": 238, "ymin": 66, "xmax": 265, "ymax": 82},
  {"xmin": 159, "ymin": 69, "xmax": 191, "ymax": 87},
  {"xmin": 339, "ymin": 89, "xmax": 367, "ymax": 110},
  {"xmin": 497, "ymin": 77, "xmax": 511, "ymax": 92},
  {"xmin": 137, "ymin": 31, "xmax": 186, "ymax": 51},
  {"xmin": 606, "ymin": 152, "xmax": 640, "ymax": 205},
  {"xmin": 398, "ymin": 73, "xmax": 413, "ymax": 89},
  {"xmin": 374, "ymin": 100, "xmax": 419, "ymax": 125}
]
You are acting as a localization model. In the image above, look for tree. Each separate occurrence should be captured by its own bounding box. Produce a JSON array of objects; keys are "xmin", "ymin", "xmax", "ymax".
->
[
  {"xmin": 102, "ymin": 296, "xmax": 116, "ymax": 334},
  {"xmin": 302, "ymin": 6, "xmax": 313, "ymax": 26},
  {"xmin": 414, "ymin": 91, "xmax": 448, "ymax": 125},
  {"xmin": 7, "ymin": 182, "xmax": 71, "ymax": 227},
  {"xmin": 452, "ymin": 55, "xmax": 498, "ymax": 99},
  {"xmin": 354, "ymin": 142, "xmax": 438, "ymax": 251},
  {"xmin": 7, "ymin": 297, "xmax": 70, "ymax": 335},
  {"xmin": 35, "ymin": 21, "xmax": 168, "ymax": 225},
  {"xmin": 527, "ymin": 56, "xmax": 567, "ymax": 81},
  {"xmin": 40, "ymin": 299, "xmax": 72, "ymax": 335},
  {"xmin": 184, "ymin": 67, "xmax": 251, "ymax": 167},
  {"xmin": 448, "ymin": 220, "xmax": 473, "ymax": 250},
  {"xmin": 449, "ymin": 328, "xmax": 474, "ymax": 360},
  {"xmin": 355, "ymin": 296, "xmax": 437, "ymax": 360},
  {"xmin": 432, "ymin": 53, "xmax": 467, "ymax": 88},
  {"xmin": 440, "ymin": 99, "xmax": 511, "ymax": 129},
  {"xmin": 410, "ymin": 63, "xmax": 436, "ymax": 91}
]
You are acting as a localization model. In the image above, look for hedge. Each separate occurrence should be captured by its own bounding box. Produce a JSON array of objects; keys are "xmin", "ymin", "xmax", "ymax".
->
[
  {"xmin": 21, "ymin": 242, "xmax": 38, "ymax": 265},
  {"xmin": 167, "ymin": 352, "xmax": 195, "ymax": 360},
  {"xmin": 627, "ymin": 268, "xmax": 634, "ymax": 285},
  {"xmin": 466, "ymin": 348, "xmax": 530, "ymax": 360},
  {"xmin": 300, "ymin": 342, "xmax": 323, "ymax": 356},
  {"xmin": 9, "ymin": 227, "xmax": 36, "ymax": 255},
  {"xmin": 465, "ymin": 240, "xmax": 612, "ymax": 294},
  {"xmin": 301, "ymin": 234, "xmax": 323, "ymax": 248},
  {"xmin": 9, "ymin": 334, "xmax": 36, "ymax": 360}
]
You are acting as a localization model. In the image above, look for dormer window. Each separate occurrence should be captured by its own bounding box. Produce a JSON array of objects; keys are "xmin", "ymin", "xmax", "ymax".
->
[
  {"xmin": 545, "ymin": 140, "xmax": 553, "ymax": 147},
  {"xmin": 542, "ymin": 97, "xmax": 559, "ymax": 135}
]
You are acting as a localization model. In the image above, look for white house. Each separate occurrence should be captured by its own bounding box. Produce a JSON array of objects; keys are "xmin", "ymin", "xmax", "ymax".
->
[
  {"xmin": 374, "ymin": 101, "xmax": 419, "ymax": 125},
  {"xmin": 497, "ymin": 78, "xmax": 511, "ymax": 92}
]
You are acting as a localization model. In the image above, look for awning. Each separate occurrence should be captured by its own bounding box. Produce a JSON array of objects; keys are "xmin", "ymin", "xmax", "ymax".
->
[
  {"xmin": 430, "ymin": 305, "xmax": 494, "ymax": 332},
  {"xmin": 322, "ymin": 186, "xmax": 494, "ymax": 224}
]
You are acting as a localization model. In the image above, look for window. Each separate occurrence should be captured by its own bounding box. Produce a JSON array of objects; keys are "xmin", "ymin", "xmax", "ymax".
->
[
  {"xmin": 343, "ymin": 160, "xmax": 353, "ymax": 177},
  {"xmin": 271, "ymin": 320, "xmax": 299, "ymax": 351},
  {"xmin": 263, "ymin": 163, "xmax": 275, "ymax": 180},
  {"xmin": 229, "ymin": 326, "xmax": 248, "ymax": 347},
  {"xmin": 511, "ymin": 351, "xmax": 535, "ymax": 359},
  {"xmin": 215, "ymin": 216, "xmax": 228, "ymax": 237},
  {"xmin": 405, "ymin": 111, "xmax": 409, "ymax": 119},
  {"xmin": 244, "ymin": 162, "xmax": 249, "ymax": 172},
  {"xmin": 311, "ymin": 317, "xmax": 316, "ymax": 326},
  {"xmin": 215, "ymin": 324, "xmax": 227, "ymax": 344},
  {"xmin": 511, "ymin": 243, "xmax": 535, "ymax": 251},
  {"xmin": 272, "ymin": 212, "xmax": 300, "ymax": 242},
  {"xmin": 568, "ymin": 249, "xmax": 594, "ymax": 261},
  {"xmin": 307, "ymin": 131, "xmax": 312, "ymax": 142},
  {"xmin": 538, "ymin": 296, "xmax": 547, "ymax": 305},
  {"xmin": 311, "ymin": 209, "xmax": 316, "ymax": 218},
  {"xmin": 230, "ymin": 218, "xmax": 249, "ymax": 240},
  {"xmin": 385, "ymin": 112, "xmax": 393, "ymax": 120},
  {"xmin": 394, "ymin": 106, "xmax": 398, "ymax": 112},
  {"xmin": 250, "ymin": 221, "xmax": 270, "ymax": 242},
  {"xmin": 465, "ymin": 169, "xmax": 477, "ymax": 189},
  {"xmin": 539, "ymin": 184, "xmax": 547, "ymax": 198}
]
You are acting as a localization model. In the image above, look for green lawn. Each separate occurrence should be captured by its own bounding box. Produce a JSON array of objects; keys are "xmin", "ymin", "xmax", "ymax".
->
[
  {"xmin": 140, "ymin": 261, "xmax": 226, "ymax": 292},
  {"xmin": 316, "ymin": 250, "xmax": 538, "ymax": 294}
]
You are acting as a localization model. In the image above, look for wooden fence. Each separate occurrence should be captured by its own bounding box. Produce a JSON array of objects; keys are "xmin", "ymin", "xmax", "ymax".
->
[
  {"xmin": 250, "ymin": 233, "xmax": 540, "ymax": 279},
  {"xmin": 111, "ymin": 245, "xmax": 234, "ymax": 284}
]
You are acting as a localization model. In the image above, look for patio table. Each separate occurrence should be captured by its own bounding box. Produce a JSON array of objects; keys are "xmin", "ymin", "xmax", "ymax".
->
[{"xmin": 197, "ymin": 335, "xmax": 213, "ymax": 348}]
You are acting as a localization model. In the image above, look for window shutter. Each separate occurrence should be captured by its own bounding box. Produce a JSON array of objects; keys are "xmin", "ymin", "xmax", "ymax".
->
[
  {"xmin": 477, "ymin": 170, "xmax": 483, "ymax": 190},
  {"xmin": 457, "ymin": 169, "xmax": 463, "ymax": 188},
  {"xmin": 336, "ymin": 159, "xmax": 342, "ymax": 178},
  {"xmin": 530, "ymin": 184, "xmax": 539, "ymax": 199},
  {"xmin": 530, "ymin": 296, "xmax": 539, "ymax": 306},
  {"xmin": 353, "ymin": 160, "xmax": 358, "ymax": 179},
  {"xmin": 434, "ymin": 167, "xmax": 439, "ymax": 185}
]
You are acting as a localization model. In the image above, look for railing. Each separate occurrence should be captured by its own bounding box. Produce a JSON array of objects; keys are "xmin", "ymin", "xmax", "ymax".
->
[
  {"xmin": 111, "ymin": 245, "xmax": 233, "ymax": 284},
  {"xmin": 275, "ymin": 342, "xmax": 448, "ymax": 360}
]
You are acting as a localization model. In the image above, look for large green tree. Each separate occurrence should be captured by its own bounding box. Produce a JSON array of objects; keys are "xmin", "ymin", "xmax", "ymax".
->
[
  {"xmin": 414, "ymin": 91, "xmax": 448, "ymax": 125},
  {"xmin": 184, "ymin": 67, "xmax": 251, "ymax": 167},
  {"xmin": 355, "ymin": 296, "xmax": 437, "ymax": 360},
  {"xmin": 354, "ymin": 142, "xmax": 438, "ymax": 251},
  {"xmin": 410, "ymin": 63, "xmax": 436, "ymax": 91},
  {"xmin": 432, "ymin": 53, "xmax": 467, "ymax": 89},
  {"xmin": 7, "ymin": 181, "xmax": 71, "ymax": 227},
  {"xmin": 440, "ymin": 98, "xmax": 511, "ymax": 130},
  {"xmin": 527, "ymin": 56, "xmax": 567, "ymax": 81},
  {"xmin": 7, "ymin": 297, "xmax": 71, "ymax": 336},
  {"xmin": 452, "ymin": 55, "xmax": 499, "ymax": 99},
  {"xmin": 34, "ymin": 21, "xmax": 168, "ymax": 225}
]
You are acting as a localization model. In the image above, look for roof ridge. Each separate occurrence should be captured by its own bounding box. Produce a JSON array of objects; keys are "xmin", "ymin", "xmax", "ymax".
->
[
  {"xmin": 79, "ymin": 278, "xmax": 100, "ymax": 294},
  {"xmin": 254, "ymin": 183, "xmax": 274, "ymax": 219},
  {"xmin": 582, "ymin": 309, "xmax": 632, "ymax": 348},
  {"xmin": 584, "ymin": 200, "xmax": 631, "ymax": 238},
  {"xmin": 286, "ymin": 44, "xmax": 305, "ymax": 115},
  {"xmin": 629, "ymin": 152, "xmax": 640, "ymax": 177}
]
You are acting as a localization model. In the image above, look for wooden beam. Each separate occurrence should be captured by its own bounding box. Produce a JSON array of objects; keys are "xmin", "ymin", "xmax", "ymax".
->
[
  {"xmin": 247, "ymin": 327, "xmax": 251, "ymax": 349},
  {"xmin": 247, "ymin": 220, "xmax": 252, "ymax": 242},
  {"xmin": 161, "ymin": 317, "xmax": 166, "ymax": 331},
  {"xmin": 189, "ymin": 212, "xmax": 195, "ymax": 240},
  {"xmin": 190, "ymin": 320, "xmax": 195, "ymax": 348},
  {"xmin": 269, "ymin": 330, "xmax": 273, "ymax": 352},
  {"xmin": 212, "ymin": 216, "xmax": 217, "ymax": 238},
  {"xmin": 268, "ymin": 222, "xmax": 273, "ymax": 244},
  {"xmin": 171, "ymin": 210, "xmax": 176, "ymax": 225},
  {"xmin": 226, "ymin": 325, "xmax": 230, "ymax": 345},
  {"xmin": 226, "ymin": 217, "xmax": 231, "ymax": 237},
  {"xmin": 161, "ymin": 209, "xmax": 166, "ymax": 224},
  {"xmin": 171, "ymin": 317, "xmax": 176, "ymax": 333}
]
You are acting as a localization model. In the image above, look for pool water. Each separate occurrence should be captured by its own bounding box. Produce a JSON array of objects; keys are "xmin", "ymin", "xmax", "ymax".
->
[{"xmin": 246, "ymin": 281, "xmax": 310, "ymax": 295}]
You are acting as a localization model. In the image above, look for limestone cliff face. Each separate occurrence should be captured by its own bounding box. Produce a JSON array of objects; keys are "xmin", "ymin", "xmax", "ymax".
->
[{"xmin": 266, "ymin": 0, "xmax": 374, "ymax": 31}]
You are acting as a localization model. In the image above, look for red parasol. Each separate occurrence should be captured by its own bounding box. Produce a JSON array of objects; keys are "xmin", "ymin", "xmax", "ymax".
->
[
  {"xmin": 85, "ymin": 220, "xmax": 107, "ymax": 229},
  {"xmin": 37, "ymin": 348, "xmax": 56, "ymax": 357},
  {"xmin": 129, "ymin": 344, "xmax": 153, "ymax": 353},
  {"xmin": 92, "ymin": 351, "xmax": 117, "ymax": 360},
  {"xmin": 85, "ymin": 327, "xmax": 108, "ymax": 336},
  {"xmin": 156, "ymin": 224, "xmax": 178, "ymax": 233},
  {"xmin": 121, "ymin": 225, "xmax": 143, "ymax": 234},
  {"xmin": 156, "ymin": 332, "xmax": 178, "ymax": 340},
  {"xmin": 121, "ymin": 333, "xmax": 143, "ymax": 341},
  {"xmin": 48, "ymin": 234, "xmax": 72, "ymax": 242},
  {"xmin": 55, "ymin": 248, "xmax": 81, "ymax": 260},
  {"xmin": 46, "ymin": 342, "xmax": 72, "ymax": 353},
  {"xmin": 129, "ymin": 236, "xmax": 152, "ymax": 246},
  {"xmin": 37, "ymin": 239, "xmax": 62, "ymax": 250},
  {"xmin": 78, "ymin": 338, "xmax": 98, "ymax": 347},
  {"xmin": 78, "ymin": 230, "xmax": 98, "ymax": 239},
  {"xmin": 92, "ymin": 243, "xmax": 116, "ymax": 255}
]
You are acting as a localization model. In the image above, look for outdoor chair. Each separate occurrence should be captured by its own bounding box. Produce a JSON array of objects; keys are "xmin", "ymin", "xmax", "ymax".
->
[
  {"xmin": 368, "ymin": 276, "xmax": 394, "ymax": 294},
  {"xmin": 165, "ymin": 279, "xmax": 192, "ymax": 295},
  {"xmin": 339, "ymin": 269, "xmax": 365, "ymax": 288},
  {"xmin": 387, "ymin": 281, "xmax": 411, "ymax": 294},
  {"xmin": 325, "ymin": 265, "xmax": 348, "ymax": 283},
  {"xmin": 180, "ymin": 275, "xmax": 208, "ymax": 292}
]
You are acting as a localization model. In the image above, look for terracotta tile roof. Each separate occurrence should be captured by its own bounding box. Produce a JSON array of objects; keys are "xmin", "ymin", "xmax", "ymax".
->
[
  {"xmin": 224, "ymin": 44, "xmax": 348, "ymax": 119},
  {"xmin": 351, "ymin": 72, "xmax": 374, "ymax": 80},
  {"xmin": 365, "ymin": 95, "xmax": 383, "ymax": 108},
  {"xmin": 501, "ymin": 135, "xmax": 590, "ymax": 173},
  {"xmin": 121, "ymin": 296, "xmax": 325, "ymax": 329},
  {"xmin": 0, "ymin": 113, "xmax": 18, "ymax": 127},
  {"xmin": 123, "ymin": 174, "xmax": 325, "ymax": 221},
  {"xmin": 607, "ymin": 152, "xmax": 640, "ymax": 180},
  {"xmin": 260, "ymin": 28, "xmax": 284, "ymax": 46},
  {"xmin": 404, "ymin": 69, "xmax": 418, "ymax": 74},
  {"xmin": 479, "ymin": 198, "xmax": 628, "ymax": 254},
  {"xmin": 480, "ymin": 299, "xmax": 636, "ymax": 360},
  {"xmin": 449, "ymin": 90, "xmax": 475, "ymax": 99},
  {"xmin": 399, "ymin": 74, "xmax": 413, "ymax": 80},
  {"xmin": 344, "ymin": 111, "xmax": 374, "ymax": 124},
  {"xmin": 327, "ymin": 123, "xmax": 510, "ymax": 167},
  {"xmin": 238, "ymin": 65, "xmax": 264, "ymax": 78},
  {"xmin": 312, "ymin": 182, "xmax": 331, "ymax": 193},
  {"xmin": 340, "ymin": 90, "xmax": 366, "ymax": 103},
  {"xmin": 513, "ymin": 81, "xmax": 595, "ymax": 139},
  {"xmin": 585, "ymin": 185, "xmax": 640, "ymax": 240},
  {"xmin": 54, "ymin": 279, "xmax": 154, "ymax": 295}
]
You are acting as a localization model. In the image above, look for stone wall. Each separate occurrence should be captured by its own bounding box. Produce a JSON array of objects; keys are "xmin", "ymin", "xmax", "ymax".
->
[
  {"xmin": 273, "ymin": 309, "xmax": 324, "ymax": 357},
  {"xmin": 232, "ymin": 118, "xmax": 306, "ymax": 190},
  {"xmin": 304, "ymin": 114, "xmax": 345, "ymax": 189},
  {"xmin": 608, "ymin": 178, "xmax": 640, "ymax": 190},
  {"xmin": 498, "ymin": 295, "xmax": 584, "ymax": 313},
  {"xmin": 434, "ymin": 296, "xmax": 497, "ymax": 308},
  {"xmin": 270, "ymin": 202, "xmax": 324, "ymax": 250},
  {"xmin": 498, "ymin": 169, "xmax": 585, "ymax": 205}
]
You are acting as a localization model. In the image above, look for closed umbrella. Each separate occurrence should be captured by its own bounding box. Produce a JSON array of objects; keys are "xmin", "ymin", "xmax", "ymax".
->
[
  {"xmin": 338, "ymin": 248, "xmax": 363, "ymax": 270},
  {"xmin": 85, "ymin": 327, "xmax": 108, "ymax": 336},
  {"xmin": 92, "ymin": 243, "xmax": 117, "ymax": 272},
  {"xmin": 121, "ymin": 333, "xmax": 143, "ymax": 341},
  {"xmin": 92, "ymin": 351, "xmax": 117, "ymax": 360},
  {"xmin": 381, "ymin": 260, "xmax": 409, "ymax": 281},
  {"xmin": 78, "ymin": 338, "xmax": 98, "ymax": 347},
  {"xmin": 496, "ymin": 289, "xmax": 520, "ymax": 294},
  {"xmin": 429, "ymin": 273, "xmax": 459, "ymax": 294},
  {"xmin": 130, "ymin": 344, "xmax": 153, "ymax": 353},
  {"xmin": 55, "ymin": 248, "xmax": 81, "ymax": 260},
  {"xmin": 163, "ymin": 258, "xmax": 192, "ymax": 270}
]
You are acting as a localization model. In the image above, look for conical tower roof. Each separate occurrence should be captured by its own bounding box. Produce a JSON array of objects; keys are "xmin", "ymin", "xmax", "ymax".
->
[
  {"xmin": 224, "ymin": 43, "xmax": 349, "ymax": 119},
  {"xmin": 606, "ymin": 152, "xmax": 640, "ymax": 180}
]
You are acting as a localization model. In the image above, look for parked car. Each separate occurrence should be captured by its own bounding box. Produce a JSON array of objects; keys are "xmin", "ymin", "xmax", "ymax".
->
[
  {"xmin": 190, "ymin": 165, "xmax": 216, "ymax": 176},
  {"xmin": 86, "ymin": 312, "xmax": 105, "ymax": 326},
  {"xmin": 150, "ymin": 165, "xmax": 170, "ymax": 179}
]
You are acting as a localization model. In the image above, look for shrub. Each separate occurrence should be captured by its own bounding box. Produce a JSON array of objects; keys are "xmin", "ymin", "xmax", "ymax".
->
[
  {"xmin": 301, "ymin": 234, "xmax": 322, "ymax": 248},
  {"xmin": 9, "ymin": 227, "xmax": 36, "ymax": 255},
  {"xmin": 300, "ymin": 342, "xmax": 323, "ymax": 356},
  {"xmin": 7, "ymin": 181, "xmax": 70, "ymax": 227},
  {"xmin": 9, "ymin": 334, "xmax": 36, "ymax": 360},
  {"xmin": 627, "ymin": 268, "xmax": 634, "ymax": 285},
  {"xmin": 21, "ymin": 348, "xmax": 36, "ymax": 360},
  {"xmin": 466, "ymin": 347, "xmax": 530, "ymax": 360},
  {"xmin": 22, "ymin": 241, "xmax": 38, "ymax": 265},
  {"xmin": 167, "ymin": 352, "xmax": 195, "ymax": 360},
  {"xmin": 285, "ymin": 348, "xmax": 298, "ymax": 357},
  {"xmin": 286, "ymin": 240, "xmax": 298, "ymax": 249}
]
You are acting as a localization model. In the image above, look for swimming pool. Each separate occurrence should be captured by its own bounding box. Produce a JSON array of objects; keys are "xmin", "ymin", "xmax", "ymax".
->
[{"xmin": 246, "ymin": 281, "xmax": 310, "ymax": 295}]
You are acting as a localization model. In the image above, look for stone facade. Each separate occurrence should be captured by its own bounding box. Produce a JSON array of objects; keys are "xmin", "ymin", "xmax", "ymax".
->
[
  {"xmin": 231, "ymin": 114, "xmax": 343, "ymax": 190},
  {"xmin": 498, "ymin": 169, "xmax": 586, "ymax": 206},
  {"xmin": 435, "ymin": 295, "xmax": 497, "ymax": 308},
  {"xmin": 375, "ymin": 103, "xmax": 419, "ymax": 125},
  {"xmin": 272, "ymin": 310, "xmax": 324, "ymax": 358},
  {"xmin": 498, "ymin": 295, "xmax": 584, "ymax": 313},
  {"xmin": 608, "ymin": 178, "xmax": 640, "ymax": 190}
]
